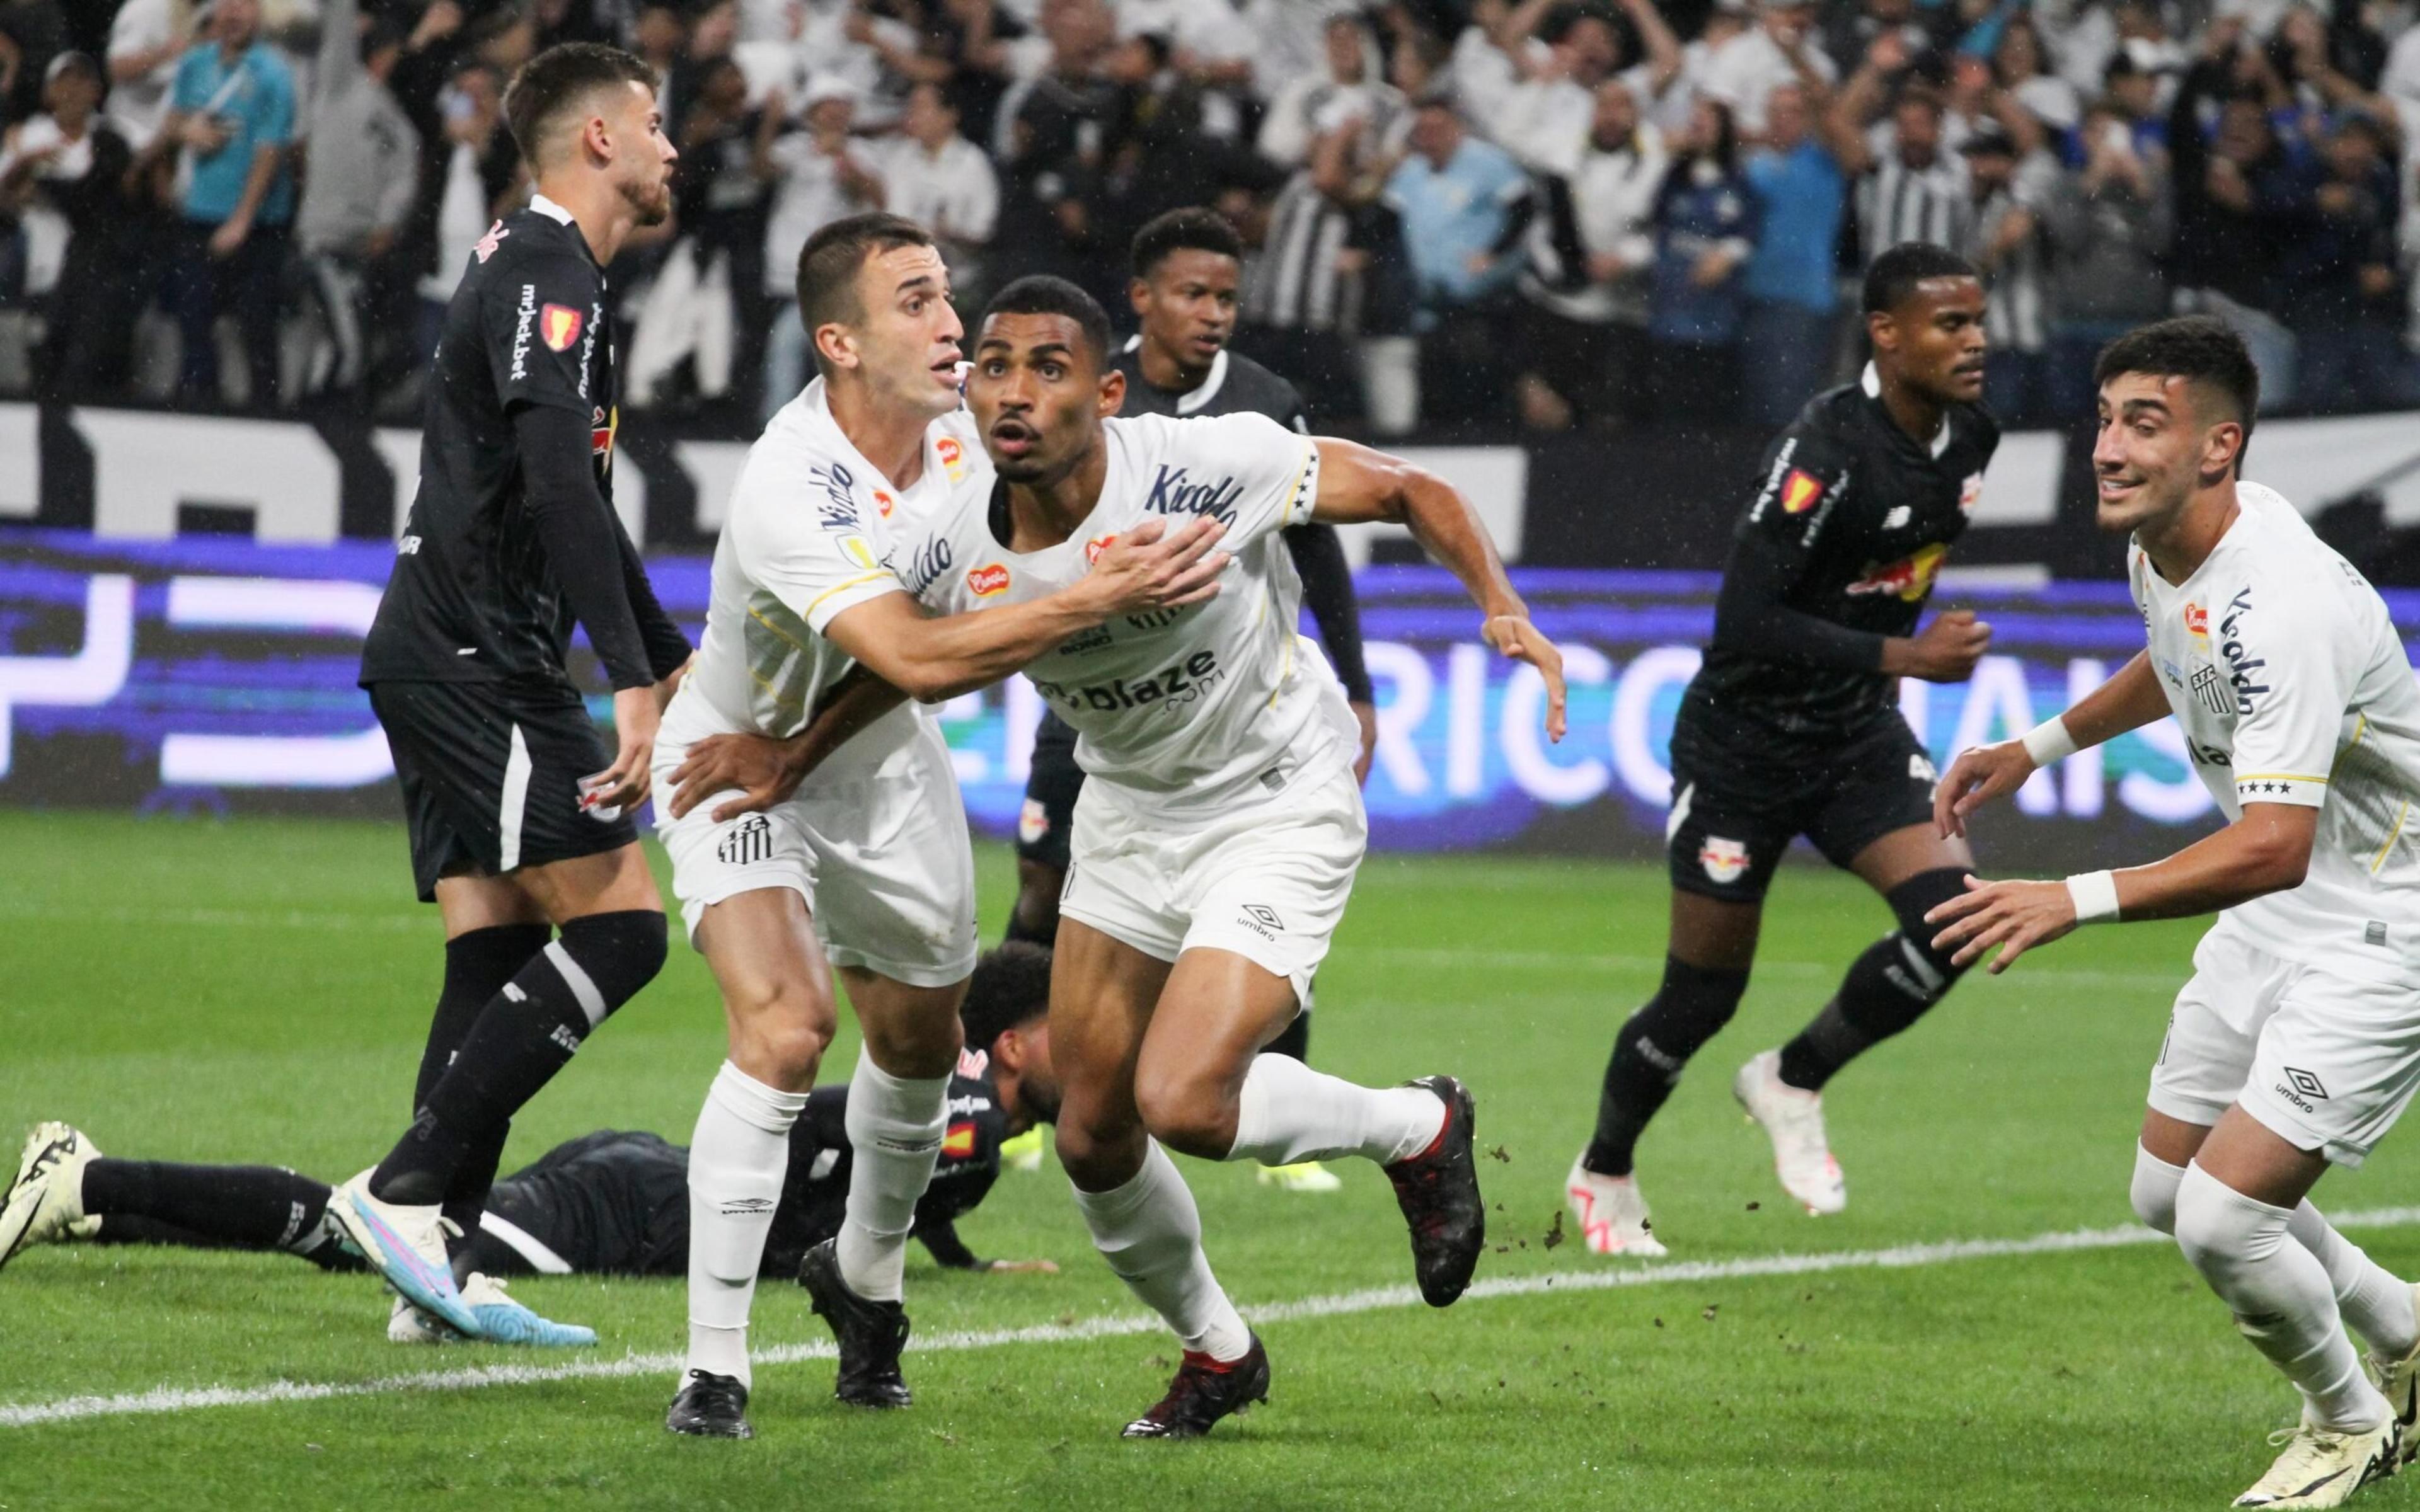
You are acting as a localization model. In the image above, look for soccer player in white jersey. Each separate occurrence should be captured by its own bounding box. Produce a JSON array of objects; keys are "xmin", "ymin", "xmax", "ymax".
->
[
  {"xmin": 887, "ymin": 275, "xmax": 1568, "ymax": 1438},
  {"xmin": 650, "ymin": 215, "xmax": 1230, "ymax": 1440},
  {"xmin": 1933, "ymin": 318, "xmax": 2420, "ymax": 1509}
]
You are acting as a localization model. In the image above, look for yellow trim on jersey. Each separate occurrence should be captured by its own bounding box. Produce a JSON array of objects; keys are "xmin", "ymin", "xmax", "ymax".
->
[
  {"xmin": 2236, "ymin": 772, "xmax": 2332, "ymax": 786},
  {"xmin": 2371, "ymin": 799, "xmax": 2411, "ymax": 874},
  {"xmin": 744, "ymin": 660, "xmax": 808, "ymax": 713},
  {"xmin": 747, "ymin": 604, "xmax": 812, "ymax": 655},
  {"xmin": 802, "ymin": 570, "xmax": 899, "ymax": 618}
]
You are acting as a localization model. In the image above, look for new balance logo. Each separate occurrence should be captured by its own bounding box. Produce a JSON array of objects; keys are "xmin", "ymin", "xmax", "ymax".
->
[{"xmin": 717, "ymin": 814, "xmax": 773, "ymax": 866}]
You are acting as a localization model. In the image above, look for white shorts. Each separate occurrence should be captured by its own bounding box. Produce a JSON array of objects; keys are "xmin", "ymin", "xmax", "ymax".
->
[
  {"xmin": 2147, "ymin": 919, "xmax": 2420, "ymax": 1167},
  {"xmin": 1059, "ymin": 758, "xmax": 1366, "ymax": 1003},
  {"xmin": 653, "ymin": 718, "xmax": 977, "ymax": 989}
]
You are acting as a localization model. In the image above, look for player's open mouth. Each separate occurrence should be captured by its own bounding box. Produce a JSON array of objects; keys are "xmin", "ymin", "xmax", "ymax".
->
[
  {"xmin": 2097, "ymin": 474, "xmax": 2141, "ymax": 500},
  {"xmin": 990, "ymin": 421, "xmax": 1038, "ymax": 458}
]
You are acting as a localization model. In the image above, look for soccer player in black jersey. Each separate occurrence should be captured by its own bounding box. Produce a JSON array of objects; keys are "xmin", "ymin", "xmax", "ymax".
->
[
  {"xmin": 1001, "ymin": 207, "xmax": 1378, "ymax": 1194},
  {"xmin": 3, "ymin": 948, "xmax": 1064, "ymax": 1314},
  {"xmin": 341, "ymin": 43, "xmax": 687, "ymax": 1344},
  {"xmin": 1566, "ymin": 243, "xmax": 2000, "ymax": 1257}
]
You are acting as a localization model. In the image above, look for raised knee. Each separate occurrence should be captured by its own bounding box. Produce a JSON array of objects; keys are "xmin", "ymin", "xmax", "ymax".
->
[
  {"xmin": 1134, "ymin": 1070, "xmax": 1236, "ymax": 1160},
  {"xmin": 2170, "ymin": 1165, "xmax": 2274, "ymax": 1276},
  {"xmin": 2131, "ymin": 1148, "xmax": 2184, "ymax": 1236}
]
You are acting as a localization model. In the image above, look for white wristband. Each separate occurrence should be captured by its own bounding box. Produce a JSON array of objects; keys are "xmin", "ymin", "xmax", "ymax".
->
[
  {"xmin": 2065, "ymin": 870, "xmax": 2121, "ymax": 924},
  {"xmin": 2022, "ymin": 718, "xmax": 2079, "ymax": 767}
]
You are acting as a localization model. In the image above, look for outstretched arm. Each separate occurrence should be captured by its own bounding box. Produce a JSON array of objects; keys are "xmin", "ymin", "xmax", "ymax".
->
[{"xmin": 1309, "ymin": 438, "xmax": 1565, "ymax": 740}]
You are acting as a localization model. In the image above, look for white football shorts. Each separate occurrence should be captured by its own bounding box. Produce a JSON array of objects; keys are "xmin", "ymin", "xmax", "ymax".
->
[
  {"xmin": 2147, "ymin": 916, "xmax": 2420, "ymax": 1167},
  {"xmin": 653, "ymin": 717, "xmax": 977, "ymax": 988},
  {"xmin": 1059, "ymin": 757, "xmax": 1365, "ymax": 1004}
]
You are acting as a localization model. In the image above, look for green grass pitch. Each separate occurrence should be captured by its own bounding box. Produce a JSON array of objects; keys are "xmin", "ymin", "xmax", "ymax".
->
[{"xmin": 6, "ymin": 807, "xmax": 2420, "ymax": 1510}]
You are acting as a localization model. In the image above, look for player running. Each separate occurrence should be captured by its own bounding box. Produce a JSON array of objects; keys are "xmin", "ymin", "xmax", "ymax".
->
[
  {"xmin": 642, "ymin": 212, "xmax": 1229, "ymax": 1440},
  {"xmin": 1933, "ymin": 317, "xmax": 2420, "ymax": 1510},
  {"xmin": 1568, "ymin": 242, "xmax": 2002, "ymax": 1256},
  {"xmin": 884, "ymin": 274, "xmax": 1560, "ymax": 1438},
  {"xmin": 339, "ymin": 43, "xmax": 688, "ymax": 1345},
  {"xmin": 1, "ymin": 945, "xmax": 1063, "ymax": 1298},
  {"xmin": 1003, "ymin": 205, "xmax": 1379, "ymax": 1196}
]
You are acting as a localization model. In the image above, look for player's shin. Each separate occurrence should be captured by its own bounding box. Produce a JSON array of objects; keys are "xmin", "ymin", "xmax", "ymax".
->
[
  {"xmin": 1775, "ymin": 869, "xmax": 1971, "ymax": 1092},
  {"xmin": 1071, "ymin": 1140, "xmax": 1252, "ymax": 1362},
  {"xmin": 80, "ymin": 1159, "xmax": 346, "ymax": 1263},
  {"xmin": 1227, "ymin": 1052, "xmax": 1443, "ymax": 1166},
  {"xmin": 2175, "ymin": 1162, "xmax": 2393, "ymax": 1431},
  {"xmin": 370, "ymin": 911, "xmax": 666, "ymax": 1206},
  {"xmin": 2291, "ymin": 1202, "xmax": 2420, "ymax": 1361},
  {"xmin": 836, "ymin": 1054, "xmax": 949, "ymax": 1304},
  {"xmin": 1583, "ymin": 956, "xmax": 1749, "ymax": 1176},
  {"xmin": 685, "ymin": 1061, "xmax": 809, "ymax": 1389}
]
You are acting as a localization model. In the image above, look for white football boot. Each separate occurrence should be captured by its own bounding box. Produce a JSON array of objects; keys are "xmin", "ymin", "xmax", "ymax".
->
[
  {"xmin": 0, "ymin": 1123, "xmax": 99, "ymax": 1271},
  {"xmin": 2235, "ymin": 1419, "xmax": 2400, "ymax": 1508},
  {"xmin": 1733, "ymin": 1050, "xmax": 1847, "ymax": 1215},
  {"xmin": 1565, "ymin": 1154, "xmax": 1668, "ymax": 1257}
]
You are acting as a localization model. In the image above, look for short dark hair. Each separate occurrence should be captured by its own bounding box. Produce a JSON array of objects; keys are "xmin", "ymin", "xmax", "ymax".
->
[
  {"xmin": 1862, "ymin": 241, "xmax": 1977, "ymax": 314},
  {"xmin": 959, "ymin": 943, "xmax": 1052, "ymax": 1053},
  {"xmin": 503, "ymin": 42, "xmax": 656, "ymax": 166},
  {"xmin": 1131, "ymin": 207, "xmax": 1243, "ymax": 280},
  {"xmin": 793, "ymin": 212, "xmax": 936, "ymax": 375},
  {"xmin": 981, "ymin": 275, "xmax": 1113, "ymax": 367},
  {"xmin": 2092, "ymin": 315, "xmax": 2259, "ymax": 466}
]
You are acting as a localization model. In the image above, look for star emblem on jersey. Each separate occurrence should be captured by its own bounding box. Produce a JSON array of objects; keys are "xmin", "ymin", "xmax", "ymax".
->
[
  {"xmin": 2189, "ymin": 665, "xmax": 2230, "ymax": 715},
  {"xmin": 1700, "ymin": 837, "xmax": 1749, "ymax": 885},
  {"xmin": 1780, "ymin": 469, "xmax": 1825, "ymax": 515},
  {"xmin": 472, "ymin": 220, "xmax": 508, "ymax": 262},
  {"xmin": 2285, "ymin": 1067, "xmax": 2330, "ymax": 1101},
  {"xmin": 539, "ymin": 303, "xmax": 584, "ymax": 352}
]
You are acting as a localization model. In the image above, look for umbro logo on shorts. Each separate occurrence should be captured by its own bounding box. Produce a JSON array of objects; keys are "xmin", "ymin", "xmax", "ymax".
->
[
  {"xmin": 2285, "ymin": 1067, "xmax": 2330, "ymax": 1101},
  {"xmin": 1238, "ymin": 903, "xmax": 1285, "ymax": 941},
  {"xmin": 716, "ymin": 814, "xmax": 773, "ymax": 866}
]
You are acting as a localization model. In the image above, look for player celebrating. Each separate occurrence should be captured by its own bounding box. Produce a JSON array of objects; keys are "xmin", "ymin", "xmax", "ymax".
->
[
  {"xmin": 338, "ymin": 43, "xmax": 688, "ymax": 1344},
  {"xmin": 1, "ymin": 945, "xmax": 1063, "ymax": 1295},
  {"xmin": 645, "ymin": 213, "xmax": 1230, "ymax": 1440},
  {"xmin": 1005, "ymin": 205, "xmax": 1379, "ymax": 1196},
  {"xmin": 1933, "ymin": 318, "xmax": 2420, "ymax": 1509},
  {"xmin": 883, "ymin": 274, "xmax": 1561, "ymax": 1438},
  {"xmin": 1567, "ymin": 243, "xmax": 2001, "ymax": 1256}
]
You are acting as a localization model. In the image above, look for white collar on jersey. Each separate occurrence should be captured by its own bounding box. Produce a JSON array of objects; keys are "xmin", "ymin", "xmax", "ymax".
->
[
  {"xmin": 1121, "ymin": 333, "xmax": 1229, "ymax": 415},
  {"xmin": 1862, "ymin": 360, "xmax": 1953, "ymax": 459},
  {"xmin": 528, "ymin": 193, "xmax": 575, "ymax": 226}
]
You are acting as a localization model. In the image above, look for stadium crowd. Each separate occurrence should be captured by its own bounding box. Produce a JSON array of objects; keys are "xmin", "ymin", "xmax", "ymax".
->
[{"xmin": 3, "ymin": 0, "xmax": 2419, "ymax": 432}]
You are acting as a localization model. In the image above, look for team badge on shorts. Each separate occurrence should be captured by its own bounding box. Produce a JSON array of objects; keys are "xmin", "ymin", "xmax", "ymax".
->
[
  {"xmin": 1700, "ymin": 836, "xmax": 1750, "ymax": 885},
  {"xmin": 1018, "ymin": 798, "xmax": 1050, "ymax": 845},
  {"xmin": 539, "ymin": 304, "xmax": 584, "ymax": 352}
]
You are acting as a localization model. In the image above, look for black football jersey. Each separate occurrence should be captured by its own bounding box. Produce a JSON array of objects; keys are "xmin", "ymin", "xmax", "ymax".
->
[
  {"xmin": 1685, "ymin": 373, "xmax": 2002, "ymax": 742},
  {"xmin": 360, "ymin": 198, "xmax": 623, "ymax": 689},
  {"xmin": 1112, "ymin": 338, "xmax": 1310, "ymax": 432}
]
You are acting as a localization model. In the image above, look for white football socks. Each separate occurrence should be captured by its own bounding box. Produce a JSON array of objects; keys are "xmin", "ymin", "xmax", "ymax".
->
[
  {"xmin": 1227, "ymin": 1053, "xmax": 1444, "ymax": 1167},
  {"xmin": 684, "ymin": 1061, "xmax": 809, "ymax": 1390},
  {"xmin": 1073, "ymin": 1140, "xmax": 1252, "ymax": 1362},
  {"xmin": 2132, "ymin": 1143, "xmax": 2417, "ymax": 1360},
  {"xmin": 836, "ymin": 1054, "xmax": 948, "ymax": 1305},
  {"xmin": 2175, "ymin": 1161, "xmax": 2392, "ymax": 1431}
]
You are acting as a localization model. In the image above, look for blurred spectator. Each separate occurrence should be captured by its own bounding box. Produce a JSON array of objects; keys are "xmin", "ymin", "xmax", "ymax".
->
[
  {"xmin": 1493, "ymin": 0, "xmax": 1681, "ymax": 173},
  {"xmin": 138, "ymin": 0, "xmax": 295, "ymax": 406},
  {"xmin": 628, "ymin": 54, "xmax": 765, "ymax": 410},
  {"xmin": 2281, "ymin": 113, "xmax": 2410, "ymax": 413},
  {"xmin": 1260, "ymin": 12, "xmax": 1402, "ymax": 171},
  {"xmin": 1957, "ymin": 123, "xmax": 2057, "ymax": 423},
  {"xmin": 414, "ymin": 60, "xmax": 517, "ymax": 367},
  {"xmin": 1512, "ymin": 74, "xmax": 1664, "ymax": 429},
  {"xmin": 879, "ymin": 81, "xmax": 998, "ymax": 300},
  {"xmin": 2167, "ymin": 18, "xmax": 2311, "ymax": 410},
  {"xmin": 991, "ymin": 0, "xmax": 1119, "ymax": 294},
  {"xmin": 102, "ymin": 0, "xmax": 193, "ymax": 148},
  {"xmin": 1646, "ymin": 95, "xmax": 1756, "ymax": 422},
  {"xmin": 1386, "ymin": 93, "xmax": 1529, "ymax": 427},
  {"xmin": 0, "ymin": 51, "xmax": 141, "ymax": 398},
  {"xmin": 294, "ymin": 0, "xmax": 418, "ymax": 402},
  {"xmin": 2099, "ymin": 52, "xmax": 2169, "ymax": 154},
  {"xmin": 1990, "ymin": 16, "xmax": 2081, "ymax": 137},
  {"xmin": 1738, "ymin": 71, "xmax": 1849, "ymax": 424},
  {"xmin": 757, "ymin": 74, "xmax": 884, "ymax": 416},
  {"xmin": 1832, "ymin": 47, "xmax": 1969, "ymax": 264},
  {"xmin": 2040, "ymin": 100, "xmax": 2172, "ymax": 419},
  {"xmin": 1702, "ymin": 0, "xmax": 1832, "ymax": 137},
  {"xmin": 1242, "ymin": 111, "xmax": 1410, "ymax": 429},
  {"xmin": 0, "ymin": 0, "xmax": 69, "ymax": 125},
  {"xmin": 1819, "ymin": 0, "xmax": 1942, "ymax": 85}
]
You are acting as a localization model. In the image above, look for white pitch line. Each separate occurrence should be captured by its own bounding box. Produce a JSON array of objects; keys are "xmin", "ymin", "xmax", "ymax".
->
[{"xmin": 12, "ymin": 1205, "xmax": 2420, "ymax": 1431}]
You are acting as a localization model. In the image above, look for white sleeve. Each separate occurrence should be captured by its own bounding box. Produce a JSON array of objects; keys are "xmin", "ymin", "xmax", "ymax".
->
[
  {"xmin": 731, "ymin": 482, "xmax": 908, "ymax": 636},
  {"xmin": 1153, "ymin": 412, "xmax": 1319, "ymax": 551},
  {"xmin": 2223, "ymin": 585, "xmax": 2358, "ymax": 810}
]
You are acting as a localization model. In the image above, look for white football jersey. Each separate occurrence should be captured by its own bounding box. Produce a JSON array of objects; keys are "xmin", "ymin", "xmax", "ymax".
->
[
  {"xmin": 902, "ymin": 410, "xmax": 1357, "ymax": 813},
  {"xmin": 2131, "ymin": 481, "xmax": 2420, "ymax": 971},
  {"xmin": 659, "ymin": 380, "xmax": 982, "ymax": 770}
]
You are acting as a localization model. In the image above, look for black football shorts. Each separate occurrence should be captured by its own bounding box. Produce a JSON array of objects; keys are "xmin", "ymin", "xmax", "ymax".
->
[{"xmin": 1015, "ymin": 710, "xmax": 1085, "ymax": 874}]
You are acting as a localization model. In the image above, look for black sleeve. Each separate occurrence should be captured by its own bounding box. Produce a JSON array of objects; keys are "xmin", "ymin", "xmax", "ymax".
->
[
  {"xmin": 1282, "ymin": 523, "xmax": 1374, "ymax": 702},
  {"xmin": 512, "ymin": 403, "xmax": 657, "ymax": 690},
  {"xmin": 914, "ymin": 1210, "xmax": 983, "ymax": 1269},
  {"xmin": 912, "ymin": 1164, "xmax": 998, "ymax": 1269},
  {"xmin": 613, "ymin": 513, "xmax": 693, "ymax": 680},
  {"xmin": 1708, "ymin": 425, "xmax": 1885, "ymax": 673}
]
